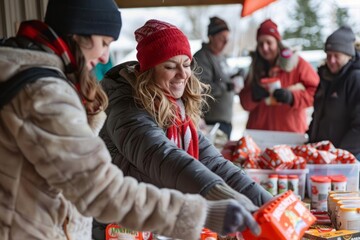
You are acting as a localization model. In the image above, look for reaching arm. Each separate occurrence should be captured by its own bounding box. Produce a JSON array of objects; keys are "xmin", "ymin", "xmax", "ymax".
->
[{"xmin": 13, "ymin": 77, "xmax": 208, "ymax": 239}]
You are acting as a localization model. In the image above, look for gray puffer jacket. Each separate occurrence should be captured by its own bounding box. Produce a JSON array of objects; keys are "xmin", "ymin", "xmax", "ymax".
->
[
  {"xmin": 0, "ymin": 44, "xmax": 208, "ymax": 240},
  {"xmin": 100, "ymin": 61, "xmax": 268, "ymax": 205}
]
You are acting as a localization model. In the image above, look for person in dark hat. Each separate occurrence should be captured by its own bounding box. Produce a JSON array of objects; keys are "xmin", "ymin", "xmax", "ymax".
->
[
  {"xmin": 193, "ymin": 16, "xmax": 240, "ymax": 140},
  {"xmin": 0, "ymin": 1, "xmax": 260, "ymax": 239},
  {"xmin": 239, "ymin": 19, "xmax": 319, "ymax": 133},
  {"xmin": 308, "ymin": 26, "xmax": 360, "ymax": 158}
]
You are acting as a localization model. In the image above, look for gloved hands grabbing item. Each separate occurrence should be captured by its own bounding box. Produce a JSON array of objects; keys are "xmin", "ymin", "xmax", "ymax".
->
[
  {"xmin": 273, "ymin": 88, "xmax": 294, "ymax": 105},
  {"xmin": 251, "ymin": 83, "xmax": 269, "ymax": 102},
  {"xmin": 205, "ymin": 199, "xmax": 261, "ymax": 236}
]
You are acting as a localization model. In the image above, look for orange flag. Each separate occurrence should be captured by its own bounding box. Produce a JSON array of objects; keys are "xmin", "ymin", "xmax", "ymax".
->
[{"xmin": 241, "ymin": 0, "xmax": 277, "ymax": 17}]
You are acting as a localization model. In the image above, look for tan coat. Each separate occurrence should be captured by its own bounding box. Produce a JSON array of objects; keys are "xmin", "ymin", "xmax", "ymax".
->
[{"xmin": 0, "ymin": 47, "xmax": 207, "ymax": 240}]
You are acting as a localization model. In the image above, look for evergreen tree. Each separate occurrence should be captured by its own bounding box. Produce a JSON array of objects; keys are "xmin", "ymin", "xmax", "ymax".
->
[
  {"xmin": 283, "ymin": 0, "xmax": 323, "ymax": 50},
  {"xmin": 335, "ymin": 7, "xmax": 350, "ymax": 27}
]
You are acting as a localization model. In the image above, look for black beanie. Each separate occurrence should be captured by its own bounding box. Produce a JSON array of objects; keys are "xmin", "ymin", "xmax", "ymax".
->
[
  {"xmin": 45, "ymin": 0, "xmax": 122, "ymax": 40},
  {"xmin": 325, "ymin": 26, "xmax": 355, "ymax": 56},
  {"xmin": 207, "ymin": 17, "xmax": 229, "ymax": 36}
]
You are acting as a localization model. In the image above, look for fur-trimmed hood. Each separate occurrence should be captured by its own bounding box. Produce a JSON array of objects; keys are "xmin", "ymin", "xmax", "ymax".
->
[{"xmin": 278, "ymin": 48, "xmax": 299, "ymax": 72}]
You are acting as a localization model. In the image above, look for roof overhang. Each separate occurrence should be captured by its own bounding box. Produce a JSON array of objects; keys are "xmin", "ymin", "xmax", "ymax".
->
[{"xmin": 114, "ymin": 0, "xmax": 244, "ymax": 8}]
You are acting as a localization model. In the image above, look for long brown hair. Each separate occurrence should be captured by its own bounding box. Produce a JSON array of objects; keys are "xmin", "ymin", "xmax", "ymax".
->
[
  {"xmin": 64, "ymin": 36, "xmax": 108, "ymax": 115},
  {"xmin": 247, "ymin": 40, "xmax": 286, "ymax": 85},
  {"xmin": 133, "ymin": 64, "xmax": 210, "ymax": 129}
]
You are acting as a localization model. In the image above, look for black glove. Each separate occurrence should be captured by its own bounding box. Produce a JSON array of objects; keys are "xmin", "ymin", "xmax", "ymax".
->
[
  {"xmin": 251, "ymin": 83, "xmax": 269, "ymax": 102},
  {"xmin": 205, "ymin": 199, "xmax": 261, "ymax": 236},
  {"xmin": 226, "ymin": 82, "xmax": 235, "ymax": 91},
  {"xmin": 273, "ymin": 88, "xmax": 294, "ymax": 105}
]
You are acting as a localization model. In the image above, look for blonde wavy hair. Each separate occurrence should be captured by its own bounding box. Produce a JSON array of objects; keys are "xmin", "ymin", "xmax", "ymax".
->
[
  {"xmin": 133, "ymin": 63, "xmax": 210, "ymax": 129},
  {"xmin": 65, "ymin": 35, "xmax": 108, "ymax": 115}
]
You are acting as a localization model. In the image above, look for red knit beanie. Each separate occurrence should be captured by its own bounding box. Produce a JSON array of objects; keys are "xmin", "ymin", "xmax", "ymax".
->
[
  {"xmin": 256, "ymin": 19, "xmax": 281, "ymax": 41},
  {"xmin": 135, "ymin": 19, "xmax": 192, "ymax": 73}
]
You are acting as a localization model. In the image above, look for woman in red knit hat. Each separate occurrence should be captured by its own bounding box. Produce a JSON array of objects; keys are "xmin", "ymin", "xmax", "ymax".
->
[
  {"xmin": 99, "ymin": 19, "xmax": 273, "ymax": 238},
  {"xmin": 239, "ymin": 19, "xmax": 320, "ymax": 133}
]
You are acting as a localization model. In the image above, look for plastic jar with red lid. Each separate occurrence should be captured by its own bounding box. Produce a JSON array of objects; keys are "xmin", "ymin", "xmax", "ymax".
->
[
  {"xmin": 310, "ymin": 176, "xmax": 331, "ymax": 211},
  {"xmin": 288, "ymin": 175, "xmax": 299, "ymax": 196},
  {"xmin": 329, "ymin": 175, "xmax": 347, "ymax": 191}
]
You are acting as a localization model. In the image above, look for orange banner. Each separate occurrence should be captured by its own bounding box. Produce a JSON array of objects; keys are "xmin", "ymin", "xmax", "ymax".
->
[{"xmin": 241, "ymin": 0, "xmax": 277, "ymax": 17}]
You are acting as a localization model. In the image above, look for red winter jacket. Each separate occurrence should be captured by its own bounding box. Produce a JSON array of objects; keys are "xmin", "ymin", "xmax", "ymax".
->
[{"xmin": 239, "ymin": 57, "xmax": 319, "ymax": 133}]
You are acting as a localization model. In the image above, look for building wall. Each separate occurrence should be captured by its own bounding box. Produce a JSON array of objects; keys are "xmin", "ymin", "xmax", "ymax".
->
[{"xmin": 0, "ymin": 0, "xmax": 47, "ymax": 37}]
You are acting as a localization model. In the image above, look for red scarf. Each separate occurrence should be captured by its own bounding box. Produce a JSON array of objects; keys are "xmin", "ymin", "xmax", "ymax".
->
[
  {"xmin": 16, "ymin": 20, "xmax": 88, "ymax": 105},
  {"xmin": 166, "ymin": 97, "xmax": 199, "ymax": 159},
  {"xmin": 16, "ymin": 20, "xmax": 77, "ymax": 73}
]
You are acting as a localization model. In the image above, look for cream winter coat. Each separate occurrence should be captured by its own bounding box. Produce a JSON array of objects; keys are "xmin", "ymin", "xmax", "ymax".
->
[{"xmin": 0, "ymin": 46, "xmax": 207, "ymax": 240}]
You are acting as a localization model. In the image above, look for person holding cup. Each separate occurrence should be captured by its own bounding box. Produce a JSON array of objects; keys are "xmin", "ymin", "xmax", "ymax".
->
[{"xmin": 239, "ymin": 19, "xmax": 320, "ymax": 133}]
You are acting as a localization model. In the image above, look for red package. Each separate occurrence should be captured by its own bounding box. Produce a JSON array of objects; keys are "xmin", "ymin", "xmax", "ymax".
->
[
  {"xmin": 241, "ymin": 191, "xmax": 316, "ymax": 240},
  {"xmin": 310, "ymin": 141, "xmax": 335, "ymax": 151},
  {"xmin": 221, "ymin": 140, "xmax": 238, "ymax": 161},
  {"xmin": 292, "ymin": 156, "xmax": 307, "ymax": 169},
  {"xmin": 232, "ymin": 136, "xmax": 261, "ymax": 163},
  {"xmin": 314, "ymin": 150, "xmax": 336, "ymax": 164},
  {"xmin": 330, "ymin": 148, "xmax": 357, "ymax": 164},
  {"xmin": 259, "ymin": 145, "xmax": 296, "ymax": 170},
  {"xmin": 291, "ymin": 145, "xmax": 319, "ymax": 164},
  {"xmin": 221, "ymin": 148, "xmax": 234, "ymax": 161},
  {"xmin": 242, "ymin": 155, "xmax": 261, "ymax": 169}
]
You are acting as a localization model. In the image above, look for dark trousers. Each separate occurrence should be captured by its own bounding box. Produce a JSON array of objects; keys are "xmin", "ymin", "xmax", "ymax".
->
[{"xmin": 205, "ymin": 120, "xmax": 232, "ymax": 140}]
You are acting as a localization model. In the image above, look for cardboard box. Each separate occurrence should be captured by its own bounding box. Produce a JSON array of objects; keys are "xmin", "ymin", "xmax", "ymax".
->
[{"xmin": 303, "ymin": 229, "xmax": 360, "ymax": 240}]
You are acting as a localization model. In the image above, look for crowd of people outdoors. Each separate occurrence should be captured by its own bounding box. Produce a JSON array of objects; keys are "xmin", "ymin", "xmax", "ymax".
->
[{"xmin": 1, "ymin": 0, "xmax": 360, "ymax": 239}]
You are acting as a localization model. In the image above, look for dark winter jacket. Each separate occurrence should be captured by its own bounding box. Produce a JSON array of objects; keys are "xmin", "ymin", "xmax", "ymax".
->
[
  {"xmin": 193, "ymin": 44, "xmax": 235, "ymax": 124},
  {"xmin": 308, "ymin": 51, "xmax": 360, "ymax": 157},
  {"xmin": 100, "ymin": 61, "xmax": 268, "ymax": 204}
]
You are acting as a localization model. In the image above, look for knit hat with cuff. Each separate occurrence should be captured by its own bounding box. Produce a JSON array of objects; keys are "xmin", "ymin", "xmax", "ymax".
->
[
  {"xmin": 257, "ymin": 19, "xmax": 281, "ymax": 41},
  {"xmin": 207, "ymin": 17, "xmax": 229, "ymax": 36},
  {"xmin": 135, "ymin": 19, "xmax": 192, "ymax": 73},
  {"xmin": 45, "ymin": 0, "xmax": 122, "ymax": 40},
  {"xmin": 325, "ymin": 26, "xmax": 356, "ymax": 56}
]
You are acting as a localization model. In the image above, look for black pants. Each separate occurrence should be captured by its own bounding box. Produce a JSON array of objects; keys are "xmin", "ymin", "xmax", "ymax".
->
[{"xmin": 205, "ymin": 120, "xmax": 232, "ymax": 140}]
